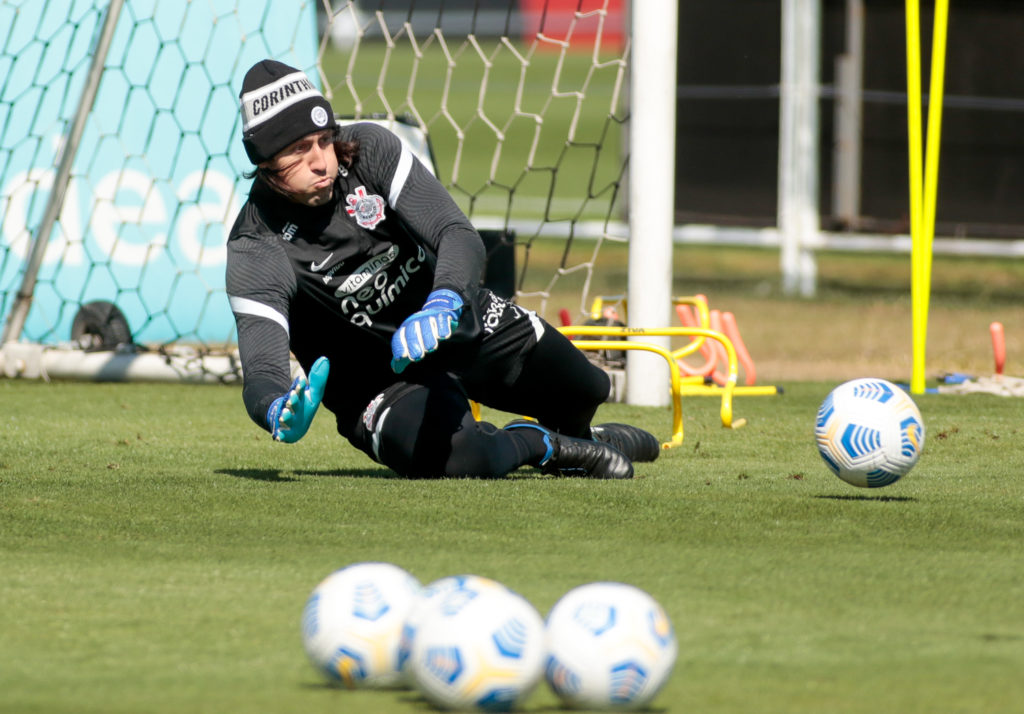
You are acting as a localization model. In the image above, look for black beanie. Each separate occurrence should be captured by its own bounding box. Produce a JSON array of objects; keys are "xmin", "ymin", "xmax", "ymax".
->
[{"xmin": 239, "ymin": 60, "xmax": 337, "ymax": 165}]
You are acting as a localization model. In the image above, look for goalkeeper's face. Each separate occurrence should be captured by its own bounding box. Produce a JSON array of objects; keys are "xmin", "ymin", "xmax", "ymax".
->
[{"xmin": 263, "ymin": 129, "xmax": 339, "ymax": 207}]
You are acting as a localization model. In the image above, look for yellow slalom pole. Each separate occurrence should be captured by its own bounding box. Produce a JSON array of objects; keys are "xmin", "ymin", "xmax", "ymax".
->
[
  {"xmin": 917, "ymin": 0, "xmax": 950, "ymax": 389},
  {"xmin": 905, "ymin": 0, "xmax": 925, "ymax": 393},
  {"xmin": 907, "ymin": 0, "xmax": 950, "ymax": 394}
]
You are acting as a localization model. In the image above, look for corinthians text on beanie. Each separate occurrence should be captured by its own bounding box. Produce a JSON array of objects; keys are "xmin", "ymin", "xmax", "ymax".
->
[{"xmin": 239, "ymin": 60, "xmax": 337, "ymax": 165}]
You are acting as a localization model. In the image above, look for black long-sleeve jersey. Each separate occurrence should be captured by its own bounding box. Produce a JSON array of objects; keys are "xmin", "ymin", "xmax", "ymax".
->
[{"xmin": 226, "ymin": 122, "xmax": 487, "ymax": 437}]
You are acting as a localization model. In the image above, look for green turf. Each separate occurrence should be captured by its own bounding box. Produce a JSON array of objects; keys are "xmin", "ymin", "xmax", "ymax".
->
[{"xmin": 1, "ymin": 379, "xmax": 1022, "ymax": 713}]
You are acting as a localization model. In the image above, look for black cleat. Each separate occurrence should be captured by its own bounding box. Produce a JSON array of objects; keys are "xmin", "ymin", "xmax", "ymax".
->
[
  {"xmin": 590, "ymin": 423, "xmax": 661, "ymax": 462},
  {"xmin": 504, "ymin": 420, "xmax": 634, "ymax": 479}
]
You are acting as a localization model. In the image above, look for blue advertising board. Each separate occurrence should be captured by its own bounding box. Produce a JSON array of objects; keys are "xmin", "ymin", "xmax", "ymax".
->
[{"xmin": 0, "ymin": 0, "xmax": 319, "ymax": 345}]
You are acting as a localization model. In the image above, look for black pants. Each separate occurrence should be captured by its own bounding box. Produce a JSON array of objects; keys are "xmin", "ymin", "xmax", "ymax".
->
[{"xmin": 348, "ymin": 322, "xmax": 610, "ymax": 477}]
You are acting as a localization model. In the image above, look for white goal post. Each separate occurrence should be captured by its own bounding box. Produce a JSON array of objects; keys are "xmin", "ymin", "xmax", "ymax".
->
[{"xmin": 626, "ymin": 1, "xmax": 676, "ymax": 407}]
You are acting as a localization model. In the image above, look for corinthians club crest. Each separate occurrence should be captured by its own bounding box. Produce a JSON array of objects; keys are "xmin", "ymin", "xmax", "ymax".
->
[{"xmin": 345, "ymin": 185, "xmax": 386, "ymax": 229}]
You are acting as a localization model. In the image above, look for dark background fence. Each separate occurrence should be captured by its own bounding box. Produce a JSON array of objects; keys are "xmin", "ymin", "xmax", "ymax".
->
[{"xmin": 676, "ymin": 0, "xmax": 1024, "ymax": 239}]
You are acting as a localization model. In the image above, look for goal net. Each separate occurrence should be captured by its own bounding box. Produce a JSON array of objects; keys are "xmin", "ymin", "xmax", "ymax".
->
[{"xmin": 0, "ymin": 0, "xmax": 630, "ymax": 382}]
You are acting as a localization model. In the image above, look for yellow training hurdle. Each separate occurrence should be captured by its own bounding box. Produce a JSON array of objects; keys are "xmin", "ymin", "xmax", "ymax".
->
[
  {"xmin": 558, "ymin": 325, "xmax": 749, "ymax": 450},
  {"xmin": 472, "ymin": 295, "xmax": 778, "ymax": 449}
]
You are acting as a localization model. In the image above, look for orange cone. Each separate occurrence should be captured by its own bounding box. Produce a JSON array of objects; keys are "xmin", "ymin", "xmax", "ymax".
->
[{"xmin": 990, "ymin": 321, "xmax": 1006, "ymax": 376}]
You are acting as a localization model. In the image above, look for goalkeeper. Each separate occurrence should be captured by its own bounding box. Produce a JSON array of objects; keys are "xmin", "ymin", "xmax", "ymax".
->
[{"xmin": 226, "ymin": 59, "xmax": 659, "ymax": 479}]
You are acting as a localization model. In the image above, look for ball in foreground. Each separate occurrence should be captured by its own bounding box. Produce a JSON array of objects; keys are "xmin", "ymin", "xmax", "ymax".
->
[
  {"xmin": 815, "ymin": 377, "xmax": 925, "ymax": 488},
  {"xmin": 397, "ymin": 574, "xmax": 493, "ymax": 685},
  {"xmin": 405, "ymin": 575, "xmax": 546, "ymax": 711},
  {"xmin": 301, "ymin": 561, "xmax": 422, "ymax": 688},
  {"xmin": 544, "ymin": 582, "xmax": 678, "ymax": 711}
]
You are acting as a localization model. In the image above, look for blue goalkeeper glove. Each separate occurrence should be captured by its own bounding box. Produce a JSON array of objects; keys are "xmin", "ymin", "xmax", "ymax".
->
[
  {"xmin": 266, "ymin": 356, "xmax": 330, "ymax": 443},
  {"xmin": 390, "ymin": 289, "xmax": 464, "ymax": 374}
]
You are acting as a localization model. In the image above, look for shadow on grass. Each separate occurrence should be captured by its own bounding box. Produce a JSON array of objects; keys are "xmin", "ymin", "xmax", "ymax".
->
[
  {"xmin": 815, "ymin": 493, "xmax": 918, "ymax": 503},
  {"xmin": 215, "ymin": 468, "xmax": 298, "ymax": 482},
  {"xmin": 216, "ymin": 467, "xmax": 548, "ymax": 481},
  {"xmin": 291, "ymin": 468, "xmax": 551, "ymax": 481},
  {"xmin": 215, "ymin": 466, "xmax": 399, "ymax": 481},
  {"xmin": 389, "ymin": 689, "xmax": 670, "ymax": 713},
  {"xmin": 294, "ymin": 467, "xmax": 408, "ymax": 479},
  {"xmin": 297, "ymin": 666, "xmax": 671, "ymax": 713}
]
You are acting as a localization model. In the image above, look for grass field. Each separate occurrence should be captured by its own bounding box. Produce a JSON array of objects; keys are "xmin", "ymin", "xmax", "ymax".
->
[
  {"xmin": 6, "ymin": 32, "xmax": 1024, "ymax": 714},
  {"xmin": 4, "ymin": 17, "xmax": 1023, "ymax": 714},
  {"xmin": 2, "ymin": 333, "xmax": 1023, "ymax": 712}
]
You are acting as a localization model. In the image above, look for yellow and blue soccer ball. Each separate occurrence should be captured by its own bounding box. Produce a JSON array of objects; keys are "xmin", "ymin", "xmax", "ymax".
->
[
  {"xmin": 815, "ymin": 377, "xmax": 926, "ymax": 488},
  {"xmin": 404, "ymin": 574, "xmax": 546, "ymax": 711},
  {"xmin": 301, "ymin": 561, "xmax": 422, "ymax": 688},
  {"xmin": 396, "ymin": 574, "xmax": 490, "ymax": 686},
  {"xmin": 544, "ymin": 581, "xmax": 678, "ymax": 711}
]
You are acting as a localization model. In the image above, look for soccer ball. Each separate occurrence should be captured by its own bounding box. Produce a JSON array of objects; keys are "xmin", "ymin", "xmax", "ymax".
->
[
  {"xmin": 544, "ymin": 582, "xmax": 678, "ymax": 711},
  {"xmin": 815, "ymin": 377, "xmax": 926, "ymax": 488},
  {"xmin": 405, "ymin": 575, "xmax": 546, "ymax": 710},
  {"xmin": 396, "ymin": 574, "xmax": 487, "ymax": 685},
  {"xmin": 301, "ymin": 561, "xmax": 422, "ymax": 688}
]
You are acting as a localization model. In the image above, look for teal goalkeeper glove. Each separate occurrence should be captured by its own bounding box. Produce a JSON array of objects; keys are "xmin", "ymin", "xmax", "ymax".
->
[
  {"xmin": 390, "ymin": 289, "xmax": 463, "ymax": 374},
  {"xmin": 266, "ymin": 356, "xmax": 330, "ymax": 443}
]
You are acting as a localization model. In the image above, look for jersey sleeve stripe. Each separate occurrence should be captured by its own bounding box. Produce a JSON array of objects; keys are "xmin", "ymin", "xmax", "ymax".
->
[
  {"xmin": 528, "ymin": 310, "xmax": 546, "ymax": 341},
  {"xmin": 388, "ymin": 145, "xmax": 414, "ymax": 207},
  {"xmin": 229, "ymin": 296, "xmax": 290, "ymax": 336}
]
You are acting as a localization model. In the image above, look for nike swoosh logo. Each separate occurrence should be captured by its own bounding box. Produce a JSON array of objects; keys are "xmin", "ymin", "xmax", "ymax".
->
[{"xmin": 310, "ymin": 253, "xmax": 333, "ymax": 272}]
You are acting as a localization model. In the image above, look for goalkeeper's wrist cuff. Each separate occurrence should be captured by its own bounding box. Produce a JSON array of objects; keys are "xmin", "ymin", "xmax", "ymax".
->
[
  {"xmin": 424, "ymin": 288, "xmax": 463, "ymax": 311},
  {"xmin": 266, "ymin": 396, "xmax": 285, "ymax": 432}
]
